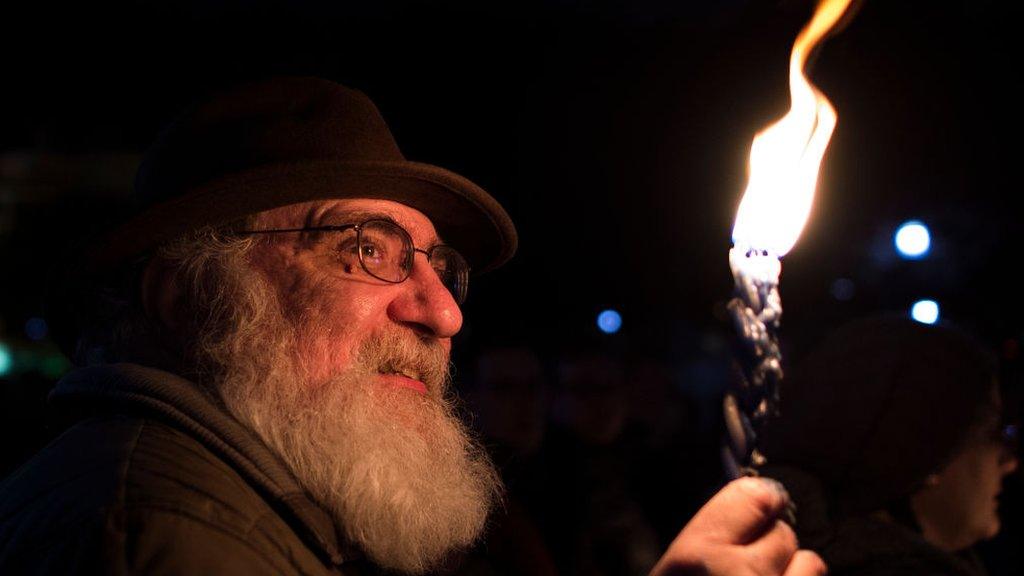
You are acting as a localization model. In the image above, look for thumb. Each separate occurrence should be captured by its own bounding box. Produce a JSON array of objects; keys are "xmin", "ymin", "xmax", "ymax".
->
[{"xmin": 684, "ymin": 477, "xmax": 790, "ymax": 545}]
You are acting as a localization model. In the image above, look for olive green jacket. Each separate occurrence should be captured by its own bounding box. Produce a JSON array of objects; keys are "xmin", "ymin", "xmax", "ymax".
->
[{"xmin": 0, "ymin": 364, "xmax": 376, "ymax": 575}]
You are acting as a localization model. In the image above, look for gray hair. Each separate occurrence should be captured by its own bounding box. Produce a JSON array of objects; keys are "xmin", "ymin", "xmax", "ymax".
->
[{"xmin": 74, "ymin": 225, "xmax": 261, "ymax": 377}]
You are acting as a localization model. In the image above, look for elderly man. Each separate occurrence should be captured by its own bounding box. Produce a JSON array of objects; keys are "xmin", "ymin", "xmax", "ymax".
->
[{"xmin": 0, "ymin": 77, "xmax": 824, "ymax": 576}]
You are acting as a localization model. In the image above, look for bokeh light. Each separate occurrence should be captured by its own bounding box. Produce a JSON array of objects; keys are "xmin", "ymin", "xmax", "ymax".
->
[
  {"xmin": 0, "ymin": 342, "xmax": 12, "ymax": 376},
  {"xmin": 911, "ymin": 299, "xmax": 940, "ymax": 325},
  {"xmin": 830, "ymin": 278, "xmax": 855, "ymax": 301},
  {"xmin": 25, "ymin": 317, "xmax": 48, "ymax": 341},
  {"xmin": 596, "ymin": 309, "xmax": 622, "ymax": 334},
  {"xmin": 894, "ymin": 220, "xmax": 931, "ymax": 259}
]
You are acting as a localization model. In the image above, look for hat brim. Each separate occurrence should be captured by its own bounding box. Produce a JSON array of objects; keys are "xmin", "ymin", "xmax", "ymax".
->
[{"xmin": 87, "ymin": 159, "xmax": 517, "ymax": 275}]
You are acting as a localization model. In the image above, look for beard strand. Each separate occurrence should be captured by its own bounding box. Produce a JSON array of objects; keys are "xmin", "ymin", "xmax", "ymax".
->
[{"xmin": 187, "ymin": 247, "xmax": 501, "ymax": 574}]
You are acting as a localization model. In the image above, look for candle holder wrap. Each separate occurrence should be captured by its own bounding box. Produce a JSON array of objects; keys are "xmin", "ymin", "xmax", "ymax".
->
[{"xmin": 724, "ymin": 247, "xmax": 783, "ymax": 479}]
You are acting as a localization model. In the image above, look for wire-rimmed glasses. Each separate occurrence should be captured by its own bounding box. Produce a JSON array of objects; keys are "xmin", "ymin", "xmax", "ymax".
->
[{"xmin": 237, "ymin": 218, "xmax": 469, "ymax": 304}]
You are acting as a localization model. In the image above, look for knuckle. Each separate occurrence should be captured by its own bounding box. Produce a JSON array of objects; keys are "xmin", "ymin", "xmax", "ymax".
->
[
  {"xmin": 733, "ymin": 476, "xmax": 765, "ymax": 494},
  {"xmin": 777, "ymin": 521, "xmax": 799, "ymax": 550},
  {"xmin": 742, "ymin": 546, "xmax": 780, "ymax": 576},
  {"xmin": 734, "ymin": 477, "xmax": 782, "ymax": 513}
]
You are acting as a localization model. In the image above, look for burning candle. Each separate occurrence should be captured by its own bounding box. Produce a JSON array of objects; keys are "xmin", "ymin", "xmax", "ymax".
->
[{"xmin": 724, "ymin": 0, "xmax": 856, "ymax": 478}]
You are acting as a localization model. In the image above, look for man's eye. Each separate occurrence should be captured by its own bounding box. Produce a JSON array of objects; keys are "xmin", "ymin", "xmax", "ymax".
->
[{"xmin": 360, "ymin": 242, "xmax": 386, "ymax": 263}]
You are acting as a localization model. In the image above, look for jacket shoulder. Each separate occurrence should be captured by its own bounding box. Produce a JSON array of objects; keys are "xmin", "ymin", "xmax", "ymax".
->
[{"xmin": 0, "ymin": 415, "xmax": 342, "ymax": 575}]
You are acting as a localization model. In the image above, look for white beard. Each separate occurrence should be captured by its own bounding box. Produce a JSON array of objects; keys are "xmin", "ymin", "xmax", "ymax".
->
[{"xmin": 191, "ymin": 252, "xmax": 501, "ymax": 574}]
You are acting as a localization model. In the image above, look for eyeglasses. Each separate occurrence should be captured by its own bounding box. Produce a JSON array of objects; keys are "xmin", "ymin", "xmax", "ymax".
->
[{"xmin": 236, "ymin": 218, "xmax": 469, "ymax": 304}]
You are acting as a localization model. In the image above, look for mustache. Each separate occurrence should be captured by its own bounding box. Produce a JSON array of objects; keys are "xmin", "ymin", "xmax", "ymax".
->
[{"xmin": 357, "ymin": 330, "xmax": 451, "ymax": 396}]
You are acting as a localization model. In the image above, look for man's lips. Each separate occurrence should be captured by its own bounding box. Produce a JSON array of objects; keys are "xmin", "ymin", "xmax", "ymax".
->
[{"xmin": 378, "ymin": 372, "xmax": 428, "ymax": 395}]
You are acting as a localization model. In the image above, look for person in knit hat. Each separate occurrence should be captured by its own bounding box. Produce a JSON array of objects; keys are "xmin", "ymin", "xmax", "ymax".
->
[{"xmin": 762, "ymin": 314, "xmax": 1020, "ymax": 576}]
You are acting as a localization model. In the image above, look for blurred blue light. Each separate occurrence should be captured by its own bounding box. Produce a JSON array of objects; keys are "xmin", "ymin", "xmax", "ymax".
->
[
  {"xmin": 895, "ymin": 221, "xmax": 931, "ymax": 259},
  {"xmin": 597, "ymin": 309, "xmax": 622, "ymax": 334},
  {"xmin": 25, "ymin": 317, "xmax": 48, "ymax": 341},
  {"xmin": 1004, "ymin": 423, "xmax": 1019, "ymax": 445},
  {"xmin": 830, "ymin": 278, "xmax": 856, "ymax": 301},
  {"xmin": 911, "ymin": 300, "xmax": 940, "ymax": 325},
  {"xmin": 0, "ymin": 342, "xmax": 12, "ymax": 376}
]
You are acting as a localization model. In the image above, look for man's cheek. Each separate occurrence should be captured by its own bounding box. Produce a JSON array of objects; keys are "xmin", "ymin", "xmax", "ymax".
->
[{"xmin": 292, "ymin": 331, "xmax": 359, "ymax": 386}]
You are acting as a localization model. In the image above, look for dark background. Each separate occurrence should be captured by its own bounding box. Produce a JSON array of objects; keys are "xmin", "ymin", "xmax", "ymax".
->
[
  {"xmin": 1, "ymin": 0, "xmax": 1022, "ymax": 573},
  {"xmin": 3, "ymin": 0, "xmax": 1023, "ymax": 360}
]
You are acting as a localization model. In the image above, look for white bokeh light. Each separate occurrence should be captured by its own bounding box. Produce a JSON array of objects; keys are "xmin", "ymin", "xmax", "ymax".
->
[
  {"xmin": 895, "ymin": 220, "xmax": 931, "ymax": 259},
  {"xmin": 911, "ymin": 300, "xmax": 940, "ymax": 325}
]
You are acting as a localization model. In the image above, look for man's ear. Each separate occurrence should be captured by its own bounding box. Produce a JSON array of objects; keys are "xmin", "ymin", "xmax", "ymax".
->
[{"xmin": 140, "ymin": 257, "xmax": 185, "ymax": 333}]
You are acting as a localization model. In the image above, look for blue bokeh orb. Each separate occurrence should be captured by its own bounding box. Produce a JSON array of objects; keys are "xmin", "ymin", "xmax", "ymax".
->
[
  {"xmin": 25, "ymin": 317, "xmax": 49, "ymax": 341},
  {"xmin": 597, "ymin": 309, "xmax": 622, "ymax": 334},
  {"xmin": 830, "ymin": 278, "xmax": 856, "ymax": 301}
]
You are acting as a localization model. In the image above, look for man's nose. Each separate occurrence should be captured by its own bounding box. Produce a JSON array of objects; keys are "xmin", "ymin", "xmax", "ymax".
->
[{"xmin": 386, "ymin": 255, "xmax": 463, "ymax": 339}]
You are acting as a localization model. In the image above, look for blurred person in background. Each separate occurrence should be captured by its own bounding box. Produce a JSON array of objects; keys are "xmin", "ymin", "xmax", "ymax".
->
[
  {"xmin": 467, "ymin": 345, "xmax": 548, "ymax": 462},
  {"xmin": 541, "ymin": 348, "xmax": 662, "ymax": 575},
  {"xmin": 460, "ymin": 344, "xmax": 557, "ymax": 576},
  {"xmin": 762, "ymin": 315, "xmax": 1020, "ymax": 576},
  {"xmin": 624, "ymin": 358, "xmax": 721, "ymax": 549}
]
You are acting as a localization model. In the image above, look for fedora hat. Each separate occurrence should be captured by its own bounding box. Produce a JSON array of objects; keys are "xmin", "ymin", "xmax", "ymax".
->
[{"xmin": 87, "ymin": 76, "xmax": 517, "ymax": 274}]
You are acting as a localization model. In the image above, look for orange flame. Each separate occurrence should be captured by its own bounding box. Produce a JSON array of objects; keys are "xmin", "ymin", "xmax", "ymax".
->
[{"xmin": 731, "ymin": 0, "xmax": 854, "ymax": 257}]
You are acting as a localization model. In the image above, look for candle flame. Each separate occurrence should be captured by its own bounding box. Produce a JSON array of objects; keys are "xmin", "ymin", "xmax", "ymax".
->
[{"xmin": 732, "ymin": 0, "xmax": 854, "ymax": 257}]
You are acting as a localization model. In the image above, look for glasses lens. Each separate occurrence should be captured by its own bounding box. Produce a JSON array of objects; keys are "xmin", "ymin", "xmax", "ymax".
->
[
  {"xmin": 429, "ymin": 245, "xmax": 469, "ymax": 304},
  {"xmin": 358, "ymin": 220, "xmax": 413, "ymax": 282}
]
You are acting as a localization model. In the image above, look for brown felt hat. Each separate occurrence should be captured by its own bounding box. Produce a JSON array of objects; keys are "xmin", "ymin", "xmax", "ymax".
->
[{"xmin": 87, "ymin": 76, "xmax": 517, "ymax": 274}]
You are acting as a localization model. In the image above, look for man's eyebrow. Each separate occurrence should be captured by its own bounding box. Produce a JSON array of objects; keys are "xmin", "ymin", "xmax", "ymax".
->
[
  {"xmin": 315, "ymin": 208, "xmax": 444, "ymax": 246},
  {"xmin": 315, "ymin": 209, "xmax": 396, "ymax": 227}
]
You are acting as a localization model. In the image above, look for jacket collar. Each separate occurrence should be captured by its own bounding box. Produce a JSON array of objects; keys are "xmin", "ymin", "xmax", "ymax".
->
[{"xmin": 50, "ymin": 363, "xmax": 360, "ymax": 567}]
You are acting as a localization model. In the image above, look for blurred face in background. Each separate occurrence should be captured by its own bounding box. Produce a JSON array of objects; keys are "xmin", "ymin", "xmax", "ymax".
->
[
  {"xmin": 553, "ymin": 355, "xmax": 628, "ymax": 446},
  {"xmin": 470, "ymin": 347, "xmax": 547, "ymax": 456},
  {"xmin": 911, "ymin": 387, "xmax": 1019, "ymax": 552}
]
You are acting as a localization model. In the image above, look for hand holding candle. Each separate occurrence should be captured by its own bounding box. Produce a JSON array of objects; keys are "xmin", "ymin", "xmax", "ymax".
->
[{"xmin": 650, "ymin": 477, "xmax": 827, "ymax": 576}]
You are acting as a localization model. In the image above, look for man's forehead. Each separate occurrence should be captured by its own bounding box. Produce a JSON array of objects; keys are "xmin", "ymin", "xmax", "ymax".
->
[{"xmin": 256, "ymin": 199, "xmax": 442, "ymax": 244}]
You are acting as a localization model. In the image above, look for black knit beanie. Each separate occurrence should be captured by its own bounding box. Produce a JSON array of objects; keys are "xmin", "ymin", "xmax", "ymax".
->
[{"xmin": 761, "ymin": 315, "xmax": 997, "ymax": 516}]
